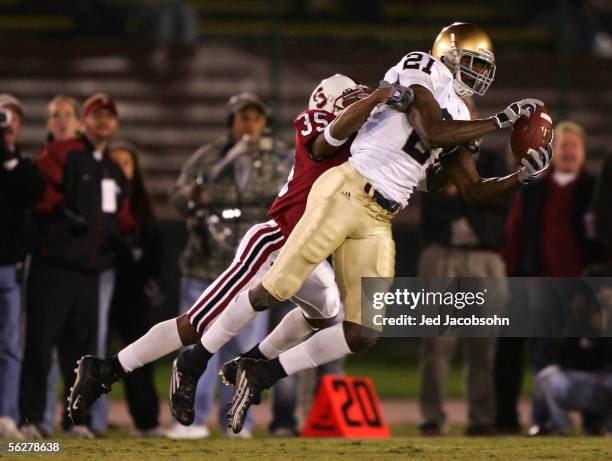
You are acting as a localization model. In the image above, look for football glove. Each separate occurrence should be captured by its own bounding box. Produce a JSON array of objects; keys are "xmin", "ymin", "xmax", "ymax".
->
[
  {"xmin": 517, "ymin": 143, "xmax": 553, "ymax": 184},
  {"xmin": 379, "ymin": 80, "xmax": 414, "ymax": 112},
  {"xmin": 492, "ymin": 98, "xmax": 544, "ymax": 129}
]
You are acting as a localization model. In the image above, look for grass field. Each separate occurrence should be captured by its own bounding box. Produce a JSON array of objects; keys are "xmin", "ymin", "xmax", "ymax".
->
[{"xmin": 3, "ymin": 432, "xmax": 611, "ymax": 461}]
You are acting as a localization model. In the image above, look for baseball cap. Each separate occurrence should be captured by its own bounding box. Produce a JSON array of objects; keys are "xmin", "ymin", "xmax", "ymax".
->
[
  {"xmin": 0, "ymin": 94, "xmax": 24, "ymax": 117},
  {"xmin": 227, "ymin": 92, "xmax": 268, "ymax": 117},
  {"xmin": 83, "ymin": 93, "xmax": 118, "ymax": 117}
]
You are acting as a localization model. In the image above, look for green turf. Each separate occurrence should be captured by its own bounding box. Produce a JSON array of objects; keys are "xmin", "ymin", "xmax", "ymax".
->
[{"xmin": 3, "ymin": 434, "xmax": 610, "ymax": 461}]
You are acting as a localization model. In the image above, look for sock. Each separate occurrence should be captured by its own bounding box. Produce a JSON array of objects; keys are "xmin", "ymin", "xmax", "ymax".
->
[
  {"xmin": 260, "ymin": 358, "xmax": 288, "ymax": 388},
  {"xmin": 243, "ymin": 344, "xmax": 267, "ymax": 361},
  {"xmin": 200, "ymin": 290, "xmax": 258, "ymax": 353},
  {"xmin": 259, "ymin": 307, "xmax": 316, "ymax": 359},
  {"xmin": 278, "ymin": 323, "xmax": 352, "ymax": 376},
  {"xmin": 109, "ymin": 357, "xmax": 126, "ymax": 381},
  {"xmin": 178, "ymin": 341, "xmax": 213, "ymax": 376},
  {"xmin": 117, "ymin": 319, "xmax": 182, "ymax": 372}
]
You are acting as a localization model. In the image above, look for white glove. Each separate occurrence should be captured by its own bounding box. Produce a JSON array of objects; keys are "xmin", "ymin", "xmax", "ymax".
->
[
  {"xmin": 517, "ymin": 144, "xmax": 553, "ymax": 184},
  {"xmin": 492, "ymin": 98, "xmax": 544, "ymax": 129}
]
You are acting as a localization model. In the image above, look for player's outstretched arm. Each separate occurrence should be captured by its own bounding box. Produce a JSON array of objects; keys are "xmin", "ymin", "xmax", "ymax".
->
[
  {"xmin": 440, "ymin": 144, "xmax": 553, "ymax": 203},
  {"xmin": 408, "ymin": 86, "xmax": 543, "ymax": 150},
  {"xmin": 408, "ymin": 85, "xmax": 497, "ymax": 149},
  {"xmin": 311, "ymin": 82, "xmax": 413, "ymax": 160}
]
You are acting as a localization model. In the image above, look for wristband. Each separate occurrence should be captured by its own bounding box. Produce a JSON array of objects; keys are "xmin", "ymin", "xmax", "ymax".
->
[{"xmin": 323, "ymin": 123, "xmax": 348, "ymax": 147}]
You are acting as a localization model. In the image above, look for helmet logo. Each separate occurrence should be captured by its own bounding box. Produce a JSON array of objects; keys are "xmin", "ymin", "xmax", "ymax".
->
[{"xmin": 313, "ymin": 87, "xmax": 327, "ymax": 109}]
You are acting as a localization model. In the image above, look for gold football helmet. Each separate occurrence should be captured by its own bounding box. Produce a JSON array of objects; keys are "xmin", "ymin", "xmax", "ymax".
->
[{"xmin": 431, "ymin": 22, "xmax": 496, "ymax": 97}]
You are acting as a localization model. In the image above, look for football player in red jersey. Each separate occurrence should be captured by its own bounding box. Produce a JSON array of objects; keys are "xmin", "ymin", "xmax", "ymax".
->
[{"xmin": 68, "ymin": 74, "xmax": 414, "ymax": 427}]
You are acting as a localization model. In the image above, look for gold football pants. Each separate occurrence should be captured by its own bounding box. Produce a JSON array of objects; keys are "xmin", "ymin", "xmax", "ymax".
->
[{"xmin": 262, "ymin": 161, "xmax": 396, "ymax": 325}]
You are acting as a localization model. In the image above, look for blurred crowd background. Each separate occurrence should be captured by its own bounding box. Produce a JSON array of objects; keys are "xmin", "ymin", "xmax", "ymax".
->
[{"xmin": 1, "ymin": 0, "xmax": 612, "ymax": 440}]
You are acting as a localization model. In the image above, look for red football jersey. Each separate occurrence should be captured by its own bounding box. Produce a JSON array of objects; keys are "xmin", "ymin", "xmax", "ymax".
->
[{"xmin": 268, "ymin": 109, "xmax": 351, "ymax": 237}]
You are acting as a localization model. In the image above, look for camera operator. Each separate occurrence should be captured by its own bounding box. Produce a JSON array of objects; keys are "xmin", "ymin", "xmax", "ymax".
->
[
  {"xmin": 0, "ymin": 95, "xmax": 45, "ymax": 440},
  {"xmin": 168, "ymin": 92, "xmax": 291, "ymax": 439}
]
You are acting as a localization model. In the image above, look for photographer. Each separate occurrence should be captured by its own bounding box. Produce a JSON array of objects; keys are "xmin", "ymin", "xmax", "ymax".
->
[
  {"xmin": 168, "ymin": 92, "xmax": 290, "ymax": 438},
  {"xmin": 0, "ymin": 95, "xmax": 45, "ymax": 440}
]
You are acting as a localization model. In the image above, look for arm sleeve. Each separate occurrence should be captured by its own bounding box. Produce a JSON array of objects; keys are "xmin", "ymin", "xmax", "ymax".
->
[
  {"xmin": 594, "ymin": 154, "xmax": 612, "ymax": 249},
  {"xmin": 4, "ymin": 158, "xmax": 46, "ymax": 208},
  {"xmin": 118, "ymin": 196, "xmax": 136, "ymax": 237},
  {"xmin": 35, "ymin": 144, "xmax": 66, "ymax": 213},
  {"xmin": 169, "ymin": 145, "xmax": 208, "ymax": 216}
]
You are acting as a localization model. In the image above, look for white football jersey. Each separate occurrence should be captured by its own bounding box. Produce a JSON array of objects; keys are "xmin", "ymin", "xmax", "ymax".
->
[{"xmin": 349, "ymin": 52, "xmax": 470, "ymax": 208}]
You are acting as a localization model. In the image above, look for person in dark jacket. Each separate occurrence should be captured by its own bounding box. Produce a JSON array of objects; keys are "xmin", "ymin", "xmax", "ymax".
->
[
  {"xmin": 107, "ymin": 141, "xmax": 165, "ymax": 437},
  {"xmin": 0, "ymin": 94, "xmax": 45, "ymax": 440},
  {"xmin": 417, "ymin": 98, "xmax": 511, "ymax": 436},
  {"xmin": 39, "ymin": 94, "xmax": 83, "ymax": 436},
  {"xmin": 594, "ymin": 148, "xmax": 612, "ymax": 262},
  {"xmin": 496, "ymin": 121, "xmax": 601, "ymax": 434},
  {"xmin": 19, "ymin": 93, "xmax": 130, "ymax": 438}
]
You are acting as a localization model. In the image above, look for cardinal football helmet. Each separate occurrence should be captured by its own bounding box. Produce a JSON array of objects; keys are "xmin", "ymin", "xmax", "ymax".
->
[{"xmin": 309, "ymin": 74, "xmax": 369, "ymax": 115}]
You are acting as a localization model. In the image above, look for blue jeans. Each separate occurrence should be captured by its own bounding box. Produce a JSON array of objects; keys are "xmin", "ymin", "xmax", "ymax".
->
[
  {"xmin": 0, "ymin": 265, "xmax": 22, "ymax": 422},
  {"xmin": 179, "ymin": 276, "xmax": 269, "ymax": 430},
  {"xmin": 41, "ymin": 270, "xmax": 115, "ymax": 433},
  {"xmin": 535, "ymin": 364, "xmax": 612, "ymax": 433},
  {"xmin": 41, "ymin": 350, "xmax": 59, "ymax": 433},
  {"xmin": 89, "ymin": 269, "xmax": 115, "ymax": 432}
]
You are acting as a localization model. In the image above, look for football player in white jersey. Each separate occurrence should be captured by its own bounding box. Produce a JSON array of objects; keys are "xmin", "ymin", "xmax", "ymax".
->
[{"xmin": 218, "ymin": 22, "xmax": 554, "ymax": 432}]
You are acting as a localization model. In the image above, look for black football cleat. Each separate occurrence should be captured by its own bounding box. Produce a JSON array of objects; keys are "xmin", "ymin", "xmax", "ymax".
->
[
  {"xmin": 227, "ymin": 358, "xmax": 270, "ymax": 434},
  {"xmin": 220, "ymin": 356, "xmax": 263, "ymax": 406},
  {"xmin": 219, "ymin": 356, "xmax": 240, "ymax": 386},
  {"xmin": 169, "ymin": 354, "xmax": 200, "ymax": 426},
  {"xmin": 67, "ymin": 356, "xmax": 116, "ymax": 425}
]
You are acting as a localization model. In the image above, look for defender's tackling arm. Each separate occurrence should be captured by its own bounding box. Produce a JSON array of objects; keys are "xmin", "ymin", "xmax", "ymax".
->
[{"xmin": 311, "ymin": 83, "xmax": 412, "ymax": 160}]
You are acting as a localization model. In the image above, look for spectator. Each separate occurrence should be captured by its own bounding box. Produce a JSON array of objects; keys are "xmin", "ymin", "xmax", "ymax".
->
[
  {"xmin": 168, "ymin": 92, "xmax": 290, "ymax": 439},
  {"xmin": 46, "ymin": 95, "xmax": 82, "ymax": 142},
  {"xmin": 594, "ymin": 148, "xmax": 612, "ymax": 260},
  {"xmin": 107, "ymin": 141, "xmax": 164, "ymax": 437},
  {"xmin": 40, "ymin": 94, "xmax": 82, "ymax": 436},
  {"xmin": 497, "ymin": 121, "xmax": 600, "ymax": 434},
  {"xmin": 417, "ymin": 98, "xmax": 511, "ymax": 436},
  {"xmin": 0, "ymin": 95, "xmax": 45, "ymax": 440},
  {"xmin": 19, "ymin": 93, "xmax": 130, "ymax": 439},
  {"xmin": 533, "ymin": 336, "xmax": 612, "ymax": 435}
]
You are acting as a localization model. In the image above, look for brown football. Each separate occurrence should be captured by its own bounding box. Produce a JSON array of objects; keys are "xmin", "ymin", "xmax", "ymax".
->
[{"xmin": 510, "ymin": 105, "xmax": 554, "ymax": 164}]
